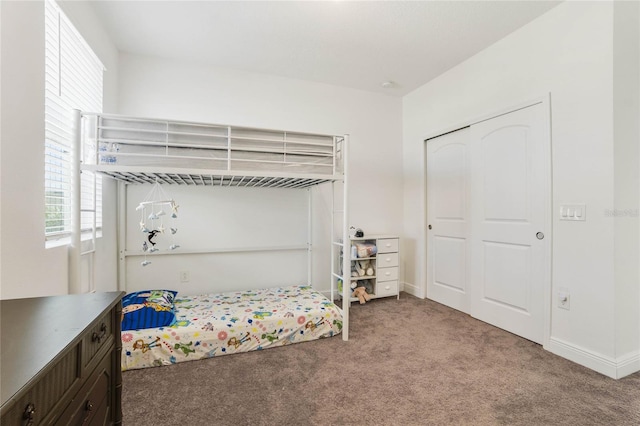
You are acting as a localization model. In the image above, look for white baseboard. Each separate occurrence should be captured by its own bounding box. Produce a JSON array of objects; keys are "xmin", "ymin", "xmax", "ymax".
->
[
  {"xmin": 546, "ymin": 337, "xmax": 640, "ymax": 379},
  {"xmin": 401, "ymin": 281, "xmax": 424, "ymax": 298},
  {"xmin": 616, "ymin": 350, "xmax": 640, "ymax": 379},
  {"xmin": 334, "ymin": 283, "xmax": 640, "ymax": 379}
]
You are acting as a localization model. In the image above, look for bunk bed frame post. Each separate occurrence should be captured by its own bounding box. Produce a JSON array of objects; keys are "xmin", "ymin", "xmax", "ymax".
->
[
  {"xmin": 89, "ymin": 170, "xmax": 97, "ymax": 293},
  {"xmin": 330, "ymin": 181, "xmax": 335, "ymax": 302},
  {"xmin": 341, "ymin": 135, "xmax": 350, "ymax": 341},
  {"xmin": 307, "ymin": 188, "xmax": 312, "ymax": 287},
  {"xmin": 330, "ymin": 137, "xmax": 337, "ymax": 304},
  {"xmin": 117, "ymin": 181, "xmax": 127, "ymax": 291},
  {"xmin": 70, "ymin": 109, "xmax": 82, "ymax": 294}
]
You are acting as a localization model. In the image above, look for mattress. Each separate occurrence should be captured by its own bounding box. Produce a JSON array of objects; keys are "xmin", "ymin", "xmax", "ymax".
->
[{"xmin": 120, "ymin": 285, "xmax": 343, "ymax": 371}]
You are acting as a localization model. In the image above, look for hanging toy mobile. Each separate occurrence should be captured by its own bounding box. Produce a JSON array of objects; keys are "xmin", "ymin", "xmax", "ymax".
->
[{"xmin": 137, "ymin": 179, "xmax": 180, "ymax": 267}]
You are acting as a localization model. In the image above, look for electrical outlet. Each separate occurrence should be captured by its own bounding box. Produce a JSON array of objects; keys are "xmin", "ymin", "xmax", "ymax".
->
[
  {"xmin": 179, "ymin": 271, "xmax": 190, "ymax": 283},
  {"xmin": 558, "ymin": 291, "xmax": 570, "ymax": 310}
]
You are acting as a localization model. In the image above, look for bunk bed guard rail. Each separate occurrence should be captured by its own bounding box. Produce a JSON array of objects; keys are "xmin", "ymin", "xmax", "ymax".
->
[{"xmin": 78, "ymin": 112, "xmax": 345, "ymax": 188}]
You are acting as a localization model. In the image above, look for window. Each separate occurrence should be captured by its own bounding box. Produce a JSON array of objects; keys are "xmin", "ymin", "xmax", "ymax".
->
[{"xmin": 45, "ymin": 0, "xmax": 104, "ymax": 245}]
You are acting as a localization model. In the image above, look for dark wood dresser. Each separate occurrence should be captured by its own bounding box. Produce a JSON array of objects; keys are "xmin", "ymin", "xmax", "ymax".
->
[{"xmin": 1, "ymin": 291, "xmax": 124, "ymax": 425}]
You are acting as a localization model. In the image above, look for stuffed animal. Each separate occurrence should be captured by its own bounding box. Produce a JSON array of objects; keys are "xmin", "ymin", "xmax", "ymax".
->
[
  {"xmin": 338, "ymin": 279, "xmax": 358, "ymax": 295},
  {"xmin": 351, "ymin": 262, "xmax": 360, "ymax": 278},
  {"xmin": 352, "ymin": 286, "xmax": 371, "ymax": 304},
  {"xmin": 354, "ymin": 242, "xmax": 377, "ymax": 258},
  {"xmin": 354, "ymin": 259, "xmax": 374, "ymax": 277},
  {"xmin": 349, "ymin": 226, "xmax": 364, "ymax": 238},
  {"xmin": 351, "ymin": 279, "xmax": 373, "ymax": 304},
  {"xmin": 361, "ymin": 279, "xmax": 374, "ymax": 295}
]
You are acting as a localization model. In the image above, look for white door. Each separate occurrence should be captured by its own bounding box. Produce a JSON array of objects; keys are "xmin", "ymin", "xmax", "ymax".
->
[
  {"xmin": 426, "ymin": 102, "xmax": 550, "ymax": 345},
  {"xmin": 426, "ymin": 128, "xmax": 471, "ymax": 313},
  {"xmin": 468, "ymin": 103, "xmax": 549, "ymax": 344}
]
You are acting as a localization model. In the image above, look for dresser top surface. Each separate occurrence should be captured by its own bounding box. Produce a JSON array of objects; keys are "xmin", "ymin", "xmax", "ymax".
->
[{"xmin": 0, "ymin": 291, "xmax": 123, "ymax": 408}]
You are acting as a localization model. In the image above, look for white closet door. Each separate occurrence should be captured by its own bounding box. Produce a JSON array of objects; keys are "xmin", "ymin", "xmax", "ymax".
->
[
  {"xmin": 468, "ymin": 103, "xmax": 549, "ymax": 344},
  {"xmin": 426, "ymin": 128, "xmax": 471, "ymax": 313}
]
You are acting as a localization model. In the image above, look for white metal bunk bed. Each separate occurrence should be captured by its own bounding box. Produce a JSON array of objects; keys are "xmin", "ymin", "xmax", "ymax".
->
[{"xmin": 70, "ymin": 111, "xmax": 354, "ymax": 349}]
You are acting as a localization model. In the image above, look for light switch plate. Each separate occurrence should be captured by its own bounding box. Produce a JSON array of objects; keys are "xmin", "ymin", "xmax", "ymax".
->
[{"xmin": 560, "ymin": 204, "xmax": 586, "ymax": 221}]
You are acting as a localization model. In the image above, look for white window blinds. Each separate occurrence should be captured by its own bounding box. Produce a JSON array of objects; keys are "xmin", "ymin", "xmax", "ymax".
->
[{"xmin": 45, "ymin": 0, "xmax": 104, "ymax": 243}]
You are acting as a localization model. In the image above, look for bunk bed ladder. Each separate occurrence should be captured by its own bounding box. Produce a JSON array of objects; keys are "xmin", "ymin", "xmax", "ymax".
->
[
  {"xmin": 117, "ymin": 180, "xmax": 127, "ymax": 291},
  {"xmin": 71, "ymin": 109, "xmax": 98, "ymax": 294},
  {"xmin": 307, "ymin": 187, "xmax": 312, "ymax": 287},
  {"xmin": 70, "ymin": 110, "xmax": 82, "ymax": 294},
  {"xmin": 329, "ymin": 135, "xmax": 350, "ymax": 341}
]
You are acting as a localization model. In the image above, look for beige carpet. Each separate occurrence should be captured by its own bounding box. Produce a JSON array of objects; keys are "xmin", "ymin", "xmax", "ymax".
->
[{"xmin": 122, "ymin": 293, "xmax": 640, "ymax": 425}]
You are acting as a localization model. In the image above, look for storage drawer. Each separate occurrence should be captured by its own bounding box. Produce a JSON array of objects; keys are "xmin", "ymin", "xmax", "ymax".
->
[
  {"xmin": 1, "ymin": 391, "xmax": 35, "ymax": 426},
  {"xmin": 1, "ymin": 344, "xmax": 82, "ymax": 425},
  {"xmin": 377, "ymin": 252, "xmax": 398, "ymax": 268},
  {"xmin": 375, "ymin": 281, "xmax": 398, "ymax": 297},
  {"xmin": 82, "ymin": 310, "xmax": 115, "ymax": 375},
  {"xmin": 58, "ymin": 351, "xmax": 112, "ymax": 425},
  {"xmin": 0, "ymin": 292, "xmax": 123, "ymax": 426},
  {"xmin": 377, "ymin": 238, "xmax": 398, "ymax": 254},
  {"xmin": 377, "ymin": 266, "xmax": 398, "ymax": 282}
]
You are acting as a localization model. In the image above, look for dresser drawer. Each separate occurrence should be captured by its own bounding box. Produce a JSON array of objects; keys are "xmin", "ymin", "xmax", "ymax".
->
[
  {"xmin": 377, "ymin": 238, "xmax": 398, "ymax": 254},
  {"xmin": 82, "ymin": 310, "xmax": 115, "ymax": 375},
  {"xmin": 375, "ymin": 281, "xmax": 398, "ymax": 297},
  {"xmin": 1, "ymin": 293, "xmax": 123, "ymax": 426},
  {"xmin": 1, "ymin": 344, "xmax": 82, "ymax": 425},
  {"xmin": 1, "ymin": 391, "xmax": 35, "ymax": 426},
  {"xmin": 377, "ymin": 266, "xmax": 398, "ymax": 282},
  {"xmin": 58, "ymin": 351, "xmax": 112, "ymax": 425},
  {"xmin": 377, "ymin": 252, "xmax": 398, "ymax": 268}
]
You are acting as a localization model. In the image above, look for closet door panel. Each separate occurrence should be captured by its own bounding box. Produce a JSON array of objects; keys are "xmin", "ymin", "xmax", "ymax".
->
[
  {"xmin": 481, "ymin": 127, "xmax": 529, "ymax": 222},
  {"xmin": 469, "ymin": 103, "xmax": 548, "ymax": 344},
  {"xmin": 426, "ymin": 128, "xmax": 470, "ymax": 313},
  {"xmin": 433, "ymin": 236, "xmax": 466, "ymax": 292},
  {"xmin": 482, "ymin": 241, "xmax": 531, "ymax": 311}
]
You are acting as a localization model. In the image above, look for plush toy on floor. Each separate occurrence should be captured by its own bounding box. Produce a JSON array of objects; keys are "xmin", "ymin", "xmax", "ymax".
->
[
  {"xmin": 351, "ymin": 279, "xmax": 374, "ymax": 304},
  {"xmin": 352, "ymin": 286, "xmax": 369, "ymax": 304}
]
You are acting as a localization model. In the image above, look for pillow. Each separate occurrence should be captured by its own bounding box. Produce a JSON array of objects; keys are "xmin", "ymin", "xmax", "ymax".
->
[{"xmin": 121, "ymin": 290, "xmax": 178, "ymax": 331}]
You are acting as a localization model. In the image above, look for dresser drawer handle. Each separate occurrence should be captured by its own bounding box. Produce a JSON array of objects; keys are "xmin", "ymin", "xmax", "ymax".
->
[
  {"xmin": 385, "ymin": 272, "xmax": 391, "ymax": 276},
  {"xmin": 385, "ymin": 257, "xmax": 391, "ymax": 262},
  {"xmin": 23, "ymin": 403, "xmax": 36, "ymax": 424},
  {"xmin": 85, "ymin": 400, "xmax": 94, "ymax": 412},
  {"xmin": 92, "ymin": 323, "xmax": 107, "ymax": 343}
]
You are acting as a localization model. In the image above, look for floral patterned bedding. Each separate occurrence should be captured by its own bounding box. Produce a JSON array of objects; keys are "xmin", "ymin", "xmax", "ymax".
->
[{"xmin": 121, "ymin": 285, "xmax": 343, "ymax": 371}]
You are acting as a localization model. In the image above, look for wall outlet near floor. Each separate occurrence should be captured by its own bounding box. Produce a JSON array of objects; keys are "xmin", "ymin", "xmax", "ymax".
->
[
  {"xmin": 180, "ymin": 271, "xmax": 190, "ymax": 283},
  {"xmin": 558, "ymin": 290, "xmax": 570, "ymax": 310}
]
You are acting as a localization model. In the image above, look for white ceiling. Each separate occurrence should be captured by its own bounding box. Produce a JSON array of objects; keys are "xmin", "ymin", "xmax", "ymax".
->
[{"xmin": 89, "ymin": 1, "xmax": 561, "ymax": 96}]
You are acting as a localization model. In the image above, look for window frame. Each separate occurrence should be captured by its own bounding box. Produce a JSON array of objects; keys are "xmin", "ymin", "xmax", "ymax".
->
[{"xmin": 44, "ymin": 0, "xmax": 104, "ymax": 247}]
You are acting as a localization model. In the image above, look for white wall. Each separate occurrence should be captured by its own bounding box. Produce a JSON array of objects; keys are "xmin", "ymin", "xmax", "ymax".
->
[
  {"xmin": 0, "ymin": 0, "xmax": 119, "ymax": 298},
  {"xmin": 124, "ymin": 185, "xmax": 310, "ymax": 296},
  {"xmin": 116, "ymin": 53, "xmax": 403, "ymax": 295},
  {"xmin": 613, "ymin": 0, "xmax": 640, "ymax": 373},
  {"xmin": 1, "ymin": 0, "xmax": 63, "ymax": 298},
  {"xmin": 403, "ymin": 1, "xmax": 639, "ymax": 378}
]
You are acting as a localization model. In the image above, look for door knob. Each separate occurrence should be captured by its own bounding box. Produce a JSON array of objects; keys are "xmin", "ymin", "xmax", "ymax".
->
[
  {"xmin": 536, "ymin": 232, "xmax": 544, "ymax": 240},
  {"xmin": 428, "ymin": 224, "xmax": 432, "ymax": 230}
]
